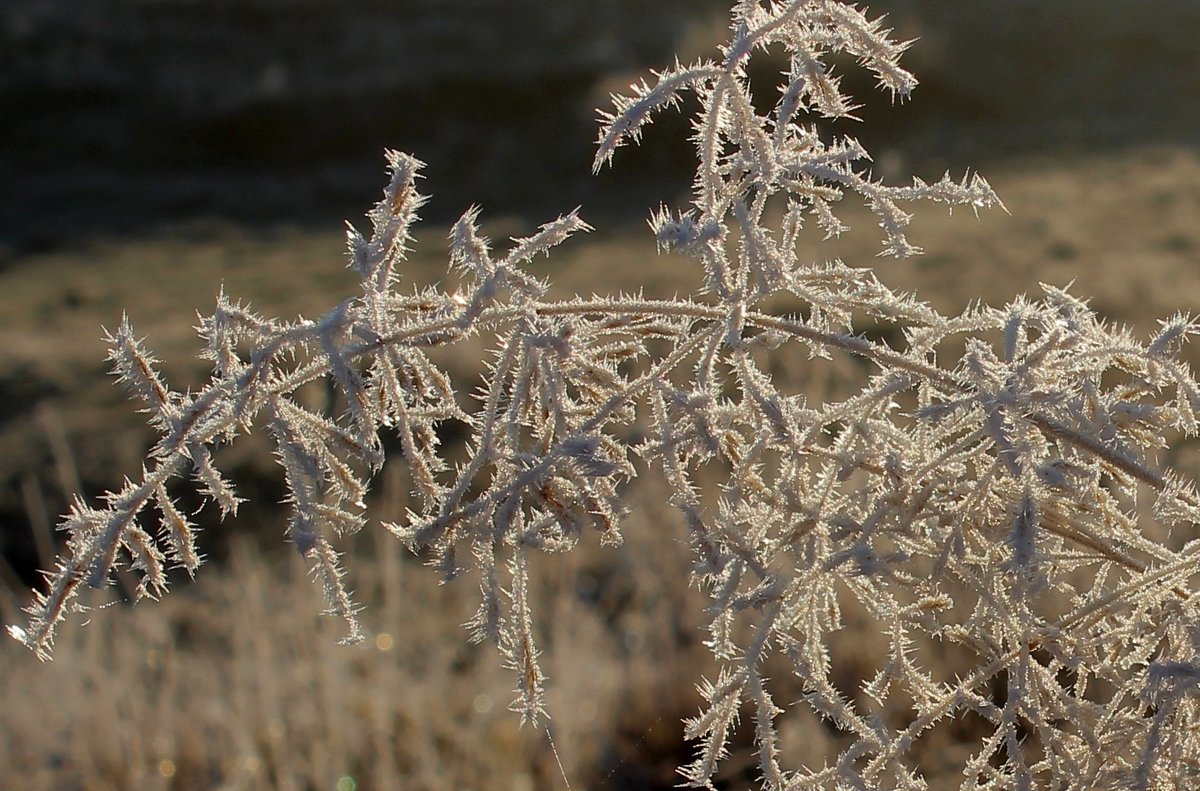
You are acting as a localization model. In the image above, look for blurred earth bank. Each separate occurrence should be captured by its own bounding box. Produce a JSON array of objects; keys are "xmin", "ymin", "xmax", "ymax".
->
[{"xmin": 2, "ymin": 0, "xmax": 1199, "ymax": 255}]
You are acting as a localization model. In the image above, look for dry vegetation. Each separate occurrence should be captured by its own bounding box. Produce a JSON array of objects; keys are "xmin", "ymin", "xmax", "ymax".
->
[
  {"xmin": 2, "ymin": 145, "xmax": 1200, "ymax": 790},
  {"xmin": 4, "ymin": 3, "xmax": 1200, "ymax": 790}
]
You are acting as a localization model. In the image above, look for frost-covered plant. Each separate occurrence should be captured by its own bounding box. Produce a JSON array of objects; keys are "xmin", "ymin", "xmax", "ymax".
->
[{"xmin": 12, "ymin": 1, "xmax": 1200, "ymax": 788}]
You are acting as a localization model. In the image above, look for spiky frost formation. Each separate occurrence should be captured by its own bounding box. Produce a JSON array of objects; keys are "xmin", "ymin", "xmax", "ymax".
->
[{"xmin": 13, "ymin": 3, "xmax": 1200, "ymax": 789}]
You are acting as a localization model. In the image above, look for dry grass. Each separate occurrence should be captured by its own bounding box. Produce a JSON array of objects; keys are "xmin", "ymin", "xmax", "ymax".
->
[
  {"xmin": 0, "ymin": 459, "xmax": 719, "ymax": 790},
  {"xmin": 3, "ymin": 142, "xmax": 1200, "ymax": 787}
]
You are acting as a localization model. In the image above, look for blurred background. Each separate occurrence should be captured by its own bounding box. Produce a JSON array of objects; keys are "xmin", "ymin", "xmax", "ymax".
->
[
  {"xmin": 4, "ymin": 0, "xmax": 1199, "ymax": 254},
  {"xmin": 2, "ymin": 2, "xmax": 1199, "ymax": 789}
]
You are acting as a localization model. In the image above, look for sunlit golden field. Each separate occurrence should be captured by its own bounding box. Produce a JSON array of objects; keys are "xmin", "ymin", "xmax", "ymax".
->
[{"xmin": 3, "ymin": 143, "xmax": 1200, "ymax": 789}]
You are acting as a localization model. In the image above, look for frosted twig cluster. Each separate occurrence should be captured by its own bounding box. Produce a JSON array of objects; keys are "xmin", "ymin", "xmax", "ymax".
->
[{"xmin": 12, "ymin": 2, "xmax": 1200, "ymax": 788}]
